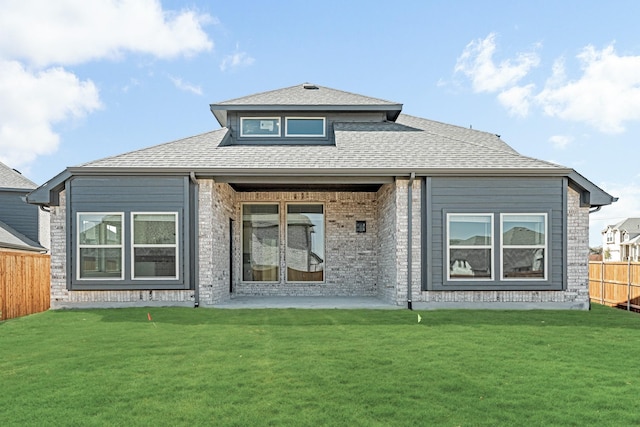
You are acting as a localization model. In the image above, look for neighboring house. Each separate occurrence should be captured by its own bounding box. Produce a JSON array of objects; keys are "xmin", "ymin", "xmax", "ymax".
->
[
  {"xmin": 602, "ymin": 218, "xmax": 640, "ymax": 261},
  {"xmin": 27, "ymin": 83, "xmax": 616, "ymax": 309},
  {"xmin": 0, "ymin": 162, "xmax": 49, "ymax": 253}
]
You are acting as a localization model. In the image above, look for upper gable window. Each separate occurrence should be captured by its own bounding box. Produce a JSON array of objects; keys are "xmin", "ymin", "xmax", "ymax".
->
[
  {"xmin": 240, "ymin": 117, "xmax": 281, "ymax": 137},
  {"xmin": 285, "ymin": 117, "xmax": 326, "ymax": 137}
]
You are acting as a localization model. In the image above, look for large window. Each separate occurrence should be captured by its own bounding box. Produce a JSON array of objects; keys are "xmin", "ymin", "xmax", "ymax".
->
[
  {"xmin": 447, "ymin": 214, "xmax": 493, "ymax": 280},
  {"xmin": 240, "ymin": 117, "xmax": 281, "ymax": 137},
  {"xmin": 446, "ymin": 212, "xmax": 548, "ymax": 283},
  {"xmin": 285, "ymin": 117, "xmax": 326, "ymax": 137},
  {"xmin": 242, "ymin": 204, "xmax": 280, "ymax": 281},
  {"xmin": 501, "ymin": 214, "xmax": 546, "ymax": 280},
  {"xmin": 132, "ymin": 213, "xmax": 178, "ymax": 279},
  {"xmin": 286, "ymin": 204, "xmax": 324, "ymax": 281},
  {"xmin": 78, "ymin": 213, "xmax": 123, "ymax": 279}
]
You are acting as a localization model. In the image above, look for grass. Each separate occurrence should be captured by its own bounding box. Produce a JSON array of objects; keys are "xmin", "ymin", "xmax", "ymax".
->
[{"xmin": 2, "ymin": 304, "xmax": 640, "ymax": 426}]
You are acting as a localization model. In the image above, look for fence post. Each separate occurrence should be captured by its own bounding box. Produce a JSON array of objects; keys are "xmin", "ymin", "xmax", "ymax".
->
[
  {"xmin": 628, "ymin": 257, "xmax": 632, "ymax": 311},
  {"xmin": 601, "ymin": 261, "xmax": 605, "ymax": 305}
]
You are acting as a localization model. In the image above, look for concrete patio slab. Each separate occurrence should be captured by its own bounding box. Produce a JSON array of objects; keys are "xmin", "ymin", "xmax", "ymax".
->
[{"xmin": 212, "ymin": 296, "xmax": 403, "ymax": 309}]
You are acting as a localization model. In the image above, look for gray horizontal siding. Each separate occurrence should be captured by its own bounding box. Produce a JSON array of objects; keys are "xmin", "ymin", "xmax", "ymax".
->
[
  {"xmin": 68, "ymin": 176, "xmax": 191, "ymax": 290},
  {"xmin": 0, "ymin": 190, "xmax": 39, "ymax": 242},
  {"xmin": 426, "ymin": 177, "xmax": 565, "ymax": 291}
]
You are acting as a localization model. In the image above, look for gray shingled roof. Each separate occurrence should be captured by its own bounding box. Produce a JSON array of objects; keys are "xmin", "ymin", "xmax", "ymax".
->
[
  {"xmin": 213, "ymin": 83, "xmax": 401, "ymax": 107},
  {"xmin": 612, "ymin": 218, "xmax": 640, "ymax": 232},
  {"xmin": 0, "ymin": 161, "xmax": 36, "ymax": 189},
  {"xmin": 80, "ymin": 115, "xmax": 565, "ymax": 173},
  {"xmin": 0, "ymin": 220, "xmax": 44, "ymax": 252},
  {"xmin": 210, "ymin": 83, "xmax": 403, "ymax": 126}
]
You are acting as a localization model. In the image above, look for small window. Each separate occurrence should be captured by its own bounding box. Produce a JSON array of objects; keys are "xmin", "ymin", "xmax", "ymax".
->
[
  {"xmin": 286, "ymin": 204, "xmax": 324, "ymax": 282},
  {"xmin": 501, "ymin": 214, "xmax": 546, "ymax": 280},
  {"xmin": 240, "ymin": 117, "xmax": 281, "ymax": 137},
  {"xmin": 606, "ymin": 230, "xmax": 614, "ymax": 244},
  {"xmin": 447, "ymin": 214, "xmax": 493, "ymax": 280},
  {"xmin": 285, "ymin": 117, "xmax": 326, "ymax": 137},
  {"xmin": 132, "ymin": 213, "xmax": 178, "ymax": 279},
  {"xmin": 78, "ymin": 213, "xmax": 124, "ymax": 279}
]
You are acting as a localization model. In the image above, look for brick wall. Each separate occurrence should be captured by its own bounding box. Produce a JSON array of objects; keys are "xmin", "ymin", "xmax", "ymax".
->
[
  {"xmin": 232, "ymin": 191, "xmax": 378, "ymax": 297},
  {"xmin": 198, "ymin": 180, "xmax": 235, "ymax": 306}
]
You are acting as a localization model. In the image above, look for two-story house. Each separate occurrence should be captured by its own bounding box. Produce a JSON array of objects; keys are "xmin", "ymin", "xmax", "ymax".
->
[{"xmin": 602, "ymin": 218, "xmax": 640, "ymax": 261}]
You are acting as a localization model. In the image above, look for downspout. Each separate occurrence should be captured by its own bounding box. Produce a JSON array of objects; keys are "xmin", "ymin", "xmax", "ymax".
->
[
  {"xmin": 190, "ymin": 172, "xmax": 200, "ymax": 308},
  {"xmin": 407, "ymin": 172, "xmax": 415, "ymax": 310}
]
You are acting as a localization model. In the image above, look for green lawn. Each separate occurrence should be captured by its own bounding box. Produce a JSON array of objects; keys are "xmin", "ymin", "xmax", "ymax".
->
[{"xmin": 2, "ymin": 304, "xmax": 640, "ymax": 426}]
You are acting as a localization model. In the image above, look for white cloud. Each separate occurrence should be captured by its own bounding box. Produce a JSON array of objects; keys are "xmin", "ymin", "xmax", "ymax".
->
[
  {"xmin": 0, "ymin": 60, "xmax": 101, "ymax": 167},
  {"xmin": 548, "ymin": 135, "xmax": 573, "ymax": 150},
  {"xmin": 0, "ymin": 0, "xmax": 214, "ymax": 67},
  {"xmin": 169, "ymin": 76, "xmax": 203, "ymax": 96},
  {"xmin": 535, "ymin": 45, "xmax": 640, "ymax": 133},
  {"xmin": 455, "ymin": 35, "xmax": 640, "ymax": 134},
  {"xmin": 454, "ymin": 33, "xmax": 540, "ymax": 93},
  {"xmin": 497, "ymin": 84, "xmax": 535, "ymax": 117},
  {"xmin": 220, "ymin": 51, "xmax": 255, "ymax": 72},
  {"xmin": 0, "ymin": 0, "xmax": 214, "ymax": 170}
]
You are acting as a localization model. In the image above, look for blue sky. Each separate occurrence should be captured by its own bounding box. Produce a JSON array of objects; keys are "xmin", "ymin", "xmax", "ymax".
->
[{"xmin": 1, "ymin": 0, "xmax": 639, "ymax": 246}]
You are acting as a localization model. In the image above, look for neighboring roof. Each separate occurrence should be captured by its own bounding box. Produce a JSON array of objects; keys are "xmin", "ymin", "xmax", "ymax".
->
[
  {"xmin": 622, "ymin": 234, "xmax": 640, "ymax": 245},
  {"xmin": 609, "ymin": 218, "xmax": 640, "ymax": 233},
  {"xmin": 0, "ymin": 161, "xmax": 36, "ymax": 190},
  {"xmin": 210, "ymin": 83, "xmax": 403, "ymax": 126},
  {"xmin": 0, "ymin": 220, "xmax": 45, "ymax": 253}
]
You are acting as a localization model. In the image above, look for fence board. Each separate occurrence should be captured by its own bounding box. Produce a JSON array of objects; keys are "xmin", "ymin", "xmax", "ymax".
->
[
  {"xmin": 0, "ymin": 251, "xmax": 50, "ymax": 320},
  {"xmin": 589, "ymin": 261, "xmax": 640, "ymax": 310}
]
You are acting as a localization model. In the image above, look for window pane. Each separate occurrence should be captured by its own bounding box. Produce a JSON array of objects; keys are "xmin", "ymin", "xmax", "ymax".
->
[
  {"xmin": 286, "ymin": 118, "xmax": 325, "ymax": 136},
  {"xmin": 449, "ymin": 215, "xmax": 492, "ymax": 246},
  {"xmin": 503, "ymin": 248, "xmax": 544, "ymax": 278},
  {"xmin": 79, "ymin": 214, "xmax": 122, "ymax": 245},
  {"xmin": 79, "ymin": 248, "xmax": 122, "ymax": 278},
  {"xmin": 287, "ymin": 205, "xmax": 324, "ymax": 281},
  {"xmin": 450, "ymin": 248, "xmax": 491, "ymax": 278},
  {"xmin": 242, "ymin": 205, "xmax": 279, "ymax": 281},
  {"xmin": 241, "ymin": 118, "xmax": 280, "ymax": 136},
  {"xmin": 134, "ymin": 247, "xmax": 177, "ymax": 278},
  {"xmin": 502, "ymin": 215, "xmax": 545, "ymax": 246},
  {"xmin": 134, "ymin": 214, "xmax": 176, "ymax": 244}
]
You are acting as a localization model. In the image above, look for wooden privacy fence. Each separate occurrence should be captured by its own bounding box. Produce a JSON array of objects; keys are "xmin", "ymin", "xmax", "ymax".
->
[
  {"xmin": 0, "ymin": 251, "xmax": 50, "ymax": 320},
  {"xmin": 589, "ymin": 261, "xmax": 640, "ymax": 311}
]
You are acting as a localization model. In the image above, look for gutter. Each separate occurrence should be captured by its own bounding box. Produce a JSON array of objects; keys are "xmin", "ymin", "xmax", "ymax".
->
[
  {"xmin": 190, "ymin": 172, "xmax": 200, "ymax": 308},
  {"xmin": 407, "ymin": 172, "xmax": 415, "ymax": 310}
]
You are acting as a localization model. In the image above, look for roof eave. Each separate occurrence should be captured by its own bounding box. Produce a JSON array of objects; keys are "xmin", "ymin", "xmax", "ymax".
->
[
  {"xmin": 209, "ymin": 103, "xmax": 404, "ymax": 126},
  {"xmin": 568, "ymin": 170, "xmax": 617, "ymax": 207},
  {"xmin": 26, "ymin": 169, "xmax": 72, "ymax": 206},
  {"xmin": 66, "ymin": 166, "xmax": 572, "ymax": 178}
]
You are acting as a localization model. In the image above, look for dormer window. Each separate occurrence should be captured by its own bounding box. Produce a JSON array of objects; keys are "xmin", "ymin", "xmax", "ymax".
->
[
  {"xmin": 285, "ymin": 117, "xmax": 326, "ymax": 137},
  {"xmin": 240, "ymin": 117, "xmax": 281, "ymax": 137}
]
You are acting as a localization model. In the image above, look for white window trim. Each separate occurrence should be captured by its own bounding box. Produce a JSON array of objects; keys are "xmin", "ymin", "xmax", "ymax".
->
[
  {"xmin": 500, "ymin": 213, "xmax": 548, "ymax": 281},
  {"xmin": 77, "ymin": 212, "xmax": 124, "ymax": 281},
  {"xmin": 606, "ymin": 229, "xmax": 614, "ymax": 244},
  {"xmin": 241, "ymin": 203, "xmax": 280, "ymax": 283},
  {"xmin": 131, "ymin": 212, "xmax": 179, "ymax": 280},
  {"xmin": 240, "ymin": 117, "xmax": 281, "ymax": 138},
  {"xmin": 285, "ymin": 117, "xmax": 326, "ymax": 137},
  {"xmin": 285, "ymin": 202, "xmax": 325, "ymax": 283},
  {"xmin": 446, "ymin": 213, "xmax": 494, "ymax": 281}
]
